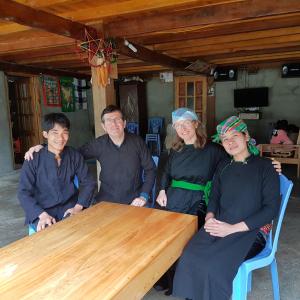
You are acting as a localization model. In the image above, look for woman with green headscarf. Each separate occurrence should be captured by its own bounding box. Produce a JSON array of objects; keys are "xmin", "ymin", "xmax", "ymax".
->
[{"xmin": 173, "ymin": 116, "xmax": 281, "ymax": 300}]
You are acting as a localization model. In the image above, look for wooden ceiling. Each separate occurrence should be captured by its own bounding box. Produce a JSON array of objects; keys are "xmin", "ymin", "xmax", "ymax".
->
[{"xmin": 0, "ymin": 0, "xmax": 300, "ymax": 77}]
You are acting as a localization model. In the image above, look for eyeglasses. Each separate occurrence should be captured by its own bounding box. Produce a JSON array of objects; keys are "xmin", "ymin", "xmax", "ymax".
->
[
  {"xmin": 173, "ymin": 120, "xmax": 194, "ymax": 130},
  {"xmin": 104, "ymin": 117, "xmax": 124, "ymax": 125}
]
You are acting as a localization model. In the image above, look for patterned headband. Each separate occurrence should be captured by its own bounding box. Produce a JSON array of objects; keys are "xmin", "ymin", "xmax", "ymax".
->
[{"xmin": 212, "ymin": 116, "xmax": 259, "ymax": 156}]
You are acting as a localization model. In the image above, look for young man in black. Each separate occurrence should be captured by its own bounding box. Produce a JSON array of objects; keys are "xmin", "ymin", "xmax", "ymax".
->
[{"xmin": 19, "ymin": 113, "xmax": 96, "ymax": 232}]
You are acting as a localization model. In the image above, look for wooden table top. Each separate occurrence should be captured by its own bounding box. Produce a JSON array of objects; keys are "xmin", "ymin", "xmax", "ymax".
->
[{"xmin": 0, "ymin": 202, "xmax": 197, "ymax": 300}]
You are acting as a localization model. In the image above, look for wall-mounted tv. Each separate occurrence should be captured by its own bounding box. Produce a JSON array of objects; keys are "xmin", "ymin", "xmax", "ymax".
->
[{"xmin": 234, "ymin": 87, "xmax": 269, "ymax": 108}]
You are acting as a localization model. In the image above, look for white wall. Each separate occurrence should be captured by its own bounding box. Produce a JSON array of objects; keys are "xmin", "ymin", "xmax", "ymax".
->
[{"xmin": 146, "ymin": 77, "xmax": 175, "ymax": 127}]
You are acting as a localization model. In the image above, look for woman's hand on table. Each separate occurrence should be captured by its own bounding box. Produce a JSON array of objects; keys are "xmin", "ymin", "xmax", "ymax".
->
[{"xmin": 156, "ymin": 190, "xmax": 167, "ymax": 207}]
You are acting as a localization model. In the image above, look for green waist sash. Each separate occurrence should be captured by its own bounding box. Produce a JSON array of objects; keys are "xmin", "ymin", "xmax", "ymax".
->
[{"xmin": 171, "ymin": 179, "xmax": 212, "ymax": 205}]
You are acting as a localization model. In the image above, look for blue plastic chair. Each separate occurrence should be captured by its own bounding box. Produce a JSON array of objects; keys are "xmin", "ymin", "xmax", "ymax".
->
[
  {"xmin": 145, "ymin": 134, "xmax": 161, "ymax": 156},
  {"xmin": 142, "ymin": 156, "xmax": 159, "ymax": 208},
  {"xmin": 148, "ymin": 117, "xmax": 164, "ymax": 134},
  {"xmin": 232, "ymin": 174, "xmax": 293, "ymax": 300},
  {"xmin": 149, "ymin": 155, "xmax": 159, "ymax": 207},
  {"xmin": 28, "ymin": 225, "xmax": 36, "ymax": 236},
  {"xmin": 126, "ymin": 122, "xmax": 139, "ymax": 135},
  {"xmin": 28, "ymin": 175, "xmax": 80, "ymax": 235}
]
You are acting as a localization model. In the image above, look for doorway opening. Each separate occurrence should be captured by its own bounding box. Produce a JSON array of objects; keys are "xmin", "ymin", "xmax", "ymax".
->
[{"xmin": 8, "ymin": 76, "xmax": 42, "ymax": 168}]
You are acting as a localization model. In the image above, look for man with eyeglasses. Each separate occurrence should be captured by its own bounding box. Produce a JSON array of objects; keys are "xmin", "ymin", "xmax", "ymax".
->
[
  {"xmin": 79, "ymin": 105, "xmax": 155, "ymax": 206},
  {"xmin": 25, "ymin": 105, "xmax": 155, "ymax": 207}
]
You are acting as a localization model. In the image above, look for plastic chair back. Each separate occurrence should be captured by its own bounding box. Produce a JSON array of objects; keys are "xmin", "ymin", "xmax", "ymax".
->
[
  {"xmin": 145, "ymin": 133, "xmax": 161, "ymax": 156},
  {"xmin": 232, "ymin": 174, "xmax": 293, "ymax": 300},
  {"xmin": 126, "ymin": 122, "xmax": 139, "ymax": 135},
  {"xmin": 150, "ymin": 156, "xmax": 159, "ymax": 207},
  {"xmin": 142, "ymin": 156, "xmax": 159, "ymax": 208},
  {"xmin": 272, "ymin": 175, "xmax": 293, "ymax": 254},
  {"xmin": 148, "ymin": 117, "xmax": 164, "ymax": 134},
  {"xmin": 73, "ymin": 175, "xmax": 79, "ymax": 189}
]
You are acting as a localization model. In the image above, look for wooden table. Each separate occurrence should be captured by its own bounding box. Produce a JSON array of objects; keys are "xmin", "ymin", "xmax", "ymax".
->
[{"xmin": 0, "ymin": 202, "xmax": 197, "ymax": 300}]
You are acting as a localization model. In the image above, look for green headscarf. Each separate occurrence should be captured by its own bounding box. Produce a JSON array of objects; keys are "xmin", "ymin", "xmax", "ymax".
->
[{"xmin": 212, "ymin": 116, "xmax": 259, "ymax": 156}]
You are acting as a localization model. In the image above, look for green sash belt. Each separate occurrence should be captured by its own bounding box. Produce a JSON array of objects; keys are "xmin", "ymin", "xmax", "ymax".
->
[{"xmin": 171, "ymin": 179, "xmax": 212, "ymax": 205}]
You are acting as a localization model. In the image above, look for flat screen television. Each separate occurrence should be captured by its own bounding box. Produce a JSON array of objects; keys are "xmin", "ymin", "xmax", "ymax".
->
[{"xmin": 234, "ymin": 87, "xmax": 269, "ymax": 108}]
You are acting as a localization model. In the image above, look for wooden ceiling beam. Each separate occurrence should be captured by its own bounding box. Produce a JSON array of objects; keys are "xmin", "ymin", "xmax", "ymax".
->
[
  {"xmin": 0, "ymin": 1, "xmax": 239, "ymax": 36},
  {"xmin": 0, "ymin": 23, "xmax": 30, "ymax": 35},
  {"xmin": 14, "ymin": 0, "xmax": 239, "ymax": 21},
  {"xmin": 153, "ymin": 27, "xmax": 300, "ymax": 51},
  {"xmin": 0, "ymin": 60, "xmax": 89, "ymax": 78},
  {"xmin": 175, "ymin": 43, "xmax": 300, "ymax": 59},
  {"xmin": 0, "ymin": 45, "xmax": 76, "ymax": 61},
  {"xmin": 57, "ymin": 64, "xmax": 91, "ymax": 70},
  {"xmin": 15, "ymin": 0, "xmax": 71, "ymax": 7},
  {"xmin": 1, "ymin": 0, "xmax": 190, "ymax": 71},
  {"xmin": 209, "ymin": 51, "xmax": 300, "ymax": 65},
  {"xmin": 130, "ymin": 13, "xmax": 300, "ymax": 45},
  {"xmin": 166, "ymin": 36, "xmax": 300, "ymax": 57},
  {"xmin": 118, "ymin": 65, "xmax": 168, "ymax": 74},
  {"xmin": 105, "ymin": 0, "xmax": 300, "ymax": 37},
  {"xmin": 28, "ymin": 60, "xmax": 88, "ymax": 68},
  {"xmin": 200, "ymin": 45, "xmax": 300, "ymax": 61},
  {"xmin": 17, "ymin": 53, "xmax": 86, "ymax": 65},
  {"xmin": 114, "ymin": 37, "xmax": 189, "ymax": 69},
  {"xmin": 40, "ymin": 0, "xmax": 242, "ymax": 23},
  {"xmin": 0, "ymin": 0, "xmax": 89, "ymax": 40},
  {"xmin": 0, "ymin": 34, "xmax": 74, "ymax": 53}
]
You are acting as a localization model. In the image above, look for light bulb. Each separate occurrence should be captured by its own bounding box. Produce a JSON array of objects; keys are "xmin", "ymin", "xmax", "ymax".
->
[{"xmin": 124, "ymin": 39, "xmax": 137, "ymax": 53}]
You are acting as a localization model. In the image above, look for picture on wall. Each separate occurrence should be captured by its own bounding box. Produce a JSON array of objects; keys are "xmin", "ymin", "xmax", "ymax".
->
[
  {"xmin": 60, "ymin": 77, "xmax": 75, "ymax": 112},
  {"xmin": 73, "ymin": 78, "xmax": 88, "ymax": 110},
  {"xmin": 42, "ymin": 75, "xmax": 61, "ymax": 107}
]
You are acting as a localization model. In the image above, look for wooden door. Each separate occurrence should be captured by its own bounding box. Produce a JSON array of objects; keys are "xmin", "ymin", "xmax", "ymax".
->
[
  {"xmin": 175, "ymin": 76, "xmax": 207, "ymax": 127},
  {"xmin": 11, "ymin": 76, "xmax": 42, "ymax": 158},
  {"xmin": 117, "ymin": 82, "xmax": 148, "ymax": 137}
]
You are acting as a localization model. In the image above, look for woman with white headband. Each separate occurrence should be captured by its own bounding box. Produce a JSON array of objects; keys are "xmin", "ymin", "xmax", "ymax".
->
[{"xmin": 156, "ymin": 107, "xmax": 227, "ymax": 218}]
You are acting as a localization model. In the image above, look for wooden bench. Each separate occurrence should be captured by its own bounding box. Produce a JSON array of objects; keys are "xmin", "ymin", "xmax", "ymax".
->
[
  {"xmin": 258, "ymin": 144, "xmax": 300, "ymax": 178},
  {"xmin": 0, "ymin": 202, "xmax": 197, "ymax": 300}
]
